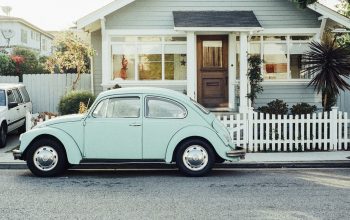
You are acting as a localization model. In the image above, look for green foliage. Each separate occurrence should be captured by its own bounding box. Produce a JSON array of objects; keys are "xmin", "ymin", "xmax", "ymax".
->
[
  {"xmin": 0, "ymin": 53, "xmax": 15, "ymax": 76},
  {"xmin": 247, "ymin": 55, "xmax": 263, "ymax": 106},
  {"xmin": 302, "ymin": 35, "xmax": 350, "ymax": 111},
  {"xmin": 257, "ymin": 99, "xmax": 289, "ymax": 115},
  {"xmin": 291, "ymin": 103, "xmax": 317, "ymax": 115},
  {"xmin": 290, "ymin": 0, "xmax": 318, "ymax": 8},
  {"xmin": 46, "ymin": 32, "xmax": 95, "ymax": 89},
  {"xmin": 11, "ymin": 47, "xmax": 39, "ymax": 75},
  {"xmin": 58, "ymin": 90, "xmax": 95, "ymax": 115}
]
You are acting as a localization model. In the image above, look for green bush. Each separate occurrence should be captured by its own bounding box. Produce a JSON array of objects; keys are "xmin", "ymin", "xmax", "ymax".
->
[
  {"xmin": 0, "ymin": 53, "xmax": 15, "ymax": 75},
  {"xmin": 291, "ymin": 103, "xmax": 317, "ymax": 115},
  {"xmin": 257, "ymin": 99, "xmax": 289, "ymax": 115},
  {"xmin": 11, "ymin": 47, "xmax": 39, "ymax": 75},
  {"xmin": 58, "ymin": 90, "xmax": 95, "ymax": 115}
]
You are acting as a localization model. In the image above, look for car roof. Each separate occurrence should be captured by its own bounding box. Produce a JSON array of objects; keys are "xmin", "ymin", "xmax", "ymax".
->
[
  {"xmin": 0, "ymin": 83, "xmax": 25, "ymax": 90},
  {"xmin": 99, "ymin": 87, "xmax": 190, "ymax": 101}
]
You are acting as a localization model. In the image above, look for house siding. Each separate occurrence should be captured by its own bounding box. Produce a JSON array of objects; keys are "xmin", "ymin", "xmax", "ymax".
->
[
  {"xmin": 105, "ymin": 0, "xmax": 321, "ymax": 29},
  {"xmin": 91, "ymin": 30, "xmax": 103, "ymax": 95},
  {"xmin": 256, "ymin": 84, "xmax": 322, "ymax": 108}
]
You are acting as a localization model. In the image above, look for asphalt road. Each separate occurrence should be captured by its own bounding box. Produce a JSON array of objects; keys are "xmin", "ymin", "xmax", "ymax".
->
[{"xmin": 0, "ymin": 169, "xmax": 349, "ymax": 220}]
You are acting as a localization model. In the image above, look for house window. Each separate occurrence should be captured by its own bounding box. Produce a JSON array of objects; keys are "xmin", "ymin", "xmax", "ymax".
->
[
  {"xmin": 21, "ymin": 29, "xmax": 28, "ymax": 44},
  {"xmin": 111, "ymin": 36, "xmax": 187, "ymax": 81},
  {"xmin": 42, "ymin": 38, "xmax": 47, "ymax": 51},
  {"xmin": 248, "ymin": 35, "xmax": 313, "ymax": 80}
]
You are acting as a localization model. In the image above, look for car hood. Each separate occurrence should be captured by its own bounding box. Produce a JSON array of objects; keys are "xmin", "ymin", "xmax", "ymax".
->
[{"xmin": 35, "ymin": 114, "xmax": 85, "ymax": 128}]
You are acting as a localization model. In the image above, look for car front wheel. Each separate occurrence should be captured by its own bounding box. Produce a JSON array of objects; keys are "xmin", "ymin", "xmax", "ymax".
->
[
  {"xmin": 27, "ymin": 139, "xmax": 67, "ymax": 177},
  {"xmin": 0, "ymin": 125, "xmax": 7, "ymax": 148},
  {"xmin": 176, "ymin": 139, "xmax": 215, "ymax": 177}
]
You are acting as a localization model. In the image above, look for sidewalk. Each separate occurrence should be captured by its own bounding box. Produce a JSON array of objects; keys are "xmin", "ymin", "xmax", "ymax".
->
[{"xmin": 0, "ymin": 134, "xmax": 349, "ymax": 169}]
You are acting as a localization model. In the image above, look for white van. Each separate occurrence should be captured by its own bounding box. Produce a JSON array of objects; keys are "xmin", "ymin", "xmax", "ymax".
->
[{"xmin": 0, "ymin": 84, "xmax": 32, "ymax": 148}]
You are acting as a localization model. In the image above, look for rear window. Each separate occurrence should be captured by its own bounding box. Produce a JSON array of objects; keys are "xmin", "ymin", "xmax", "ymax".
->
[
  {"xmin": 19, "ymin": 86, "xmax": 30, "ymax": 103},
  {"xmin": 0, "ymin": 90, "xmax": 5, "ymax": 106}
]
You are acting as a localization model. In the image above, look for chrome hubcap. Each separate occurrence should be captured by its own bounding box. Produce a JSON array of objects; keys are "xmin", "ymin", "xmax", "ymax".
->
[
  {"xmin": 183, "ymin": 145, "xmax": 208, "ymax": 171},
  {"xmin": 33, "ymin": 146, "xmax": 58, "ymax": 171}
]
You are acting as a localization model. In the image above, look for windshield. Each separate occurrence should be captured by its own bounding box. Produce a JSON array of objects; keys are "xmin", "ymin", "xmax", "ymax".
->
[
  {"xmin": 191, "ymin": 99, "xmax": 210, "ymax": 114},
  {"xmin": 0, "ymin": 90, "xmax": 5, "ymax": 106}
]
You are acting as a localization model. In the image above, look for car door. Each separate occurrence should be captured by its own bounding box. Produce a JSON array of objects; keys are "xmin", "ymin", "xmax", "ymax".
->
[
  {"xmin": 142, "ymin": 96, "xmax": 189, "ymax": 159},
  {"xmin": 84, "ymin": 96, "xmax": 143, "ymax": 159},
  {"xmin": 6, "ymin": 89, "xmax": 21, "ymax": 132},
  {"xmin": 12, "ymin": 88, "xmax": 26, "ymax": 123}
]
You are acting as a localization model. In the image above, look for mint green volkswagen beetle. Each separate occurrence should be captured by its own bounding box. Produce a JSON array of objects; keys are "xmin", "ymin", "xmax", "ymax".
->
[{"xmin": 13, "ymin": 87, "xmax": 245, "ymax": 177}]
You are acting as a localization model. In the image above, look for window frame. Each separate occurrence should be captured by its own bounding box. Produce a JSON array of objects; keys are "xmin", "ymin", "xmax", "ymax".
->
[
  {"xmin": 110, "ymin": 36, "xmax": 187, "ymax": 81},
  {"xmin": 144, "ymin": 96, "xmax": 188, "ymax": 119},
  {"xmin": 91, "ymin": 96, "xmax": 141, "ymax": 119}
]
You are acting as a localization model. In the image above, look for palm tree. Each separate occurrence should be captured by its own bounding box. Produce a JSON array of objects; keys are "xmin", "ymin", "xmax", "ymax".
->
[{"xmin": 302, "ymin": 35, "xmax": 350, "ymax": 111}]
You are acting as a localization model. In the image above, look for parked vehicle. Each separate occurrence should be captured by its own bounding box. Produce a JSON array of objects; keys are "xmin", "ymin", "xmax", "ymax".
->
[
  {"xmin": 13, "ymin": 87, "xmax": 245, "ymax": 177},
  {"xmin": 0, "ymin": 84, "xmax": 32, "ymax": 148}
]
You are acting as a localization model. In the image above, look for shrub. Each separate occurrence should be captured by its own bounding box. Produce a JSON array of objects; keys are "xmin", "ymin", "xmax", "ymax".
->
[
  {"xmin": 257, "ymin": 99, "xmax": 288, "ymax": 115},
  {"xmin": 11, "ymin": 47, "xmax": 39, "ymax": 75},
  {"xmin": 0, "ymin": 53, "xmax": 15, "ymax": 76},
  {"xmin": 58, "ymin": 90, "xmax": 95, "ymax": 115},
  {"xmin": 291, "ymin": 103, "xmax": 317, "ymax": 115}
]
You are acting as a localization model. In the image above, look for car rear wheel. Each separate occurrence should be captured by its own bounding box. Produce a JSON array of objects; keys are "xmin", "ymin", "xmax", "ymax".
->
[
  {"xmin": 176, "ymin": 139, "xmax": 215, "ymax": 177},
  {"xmin": 0, "ymin": 125, "xmax": 7, "ymax": 148},
  {"xmin": 27, "ymin": 139, "xmax": 67, "ymax": 177}
]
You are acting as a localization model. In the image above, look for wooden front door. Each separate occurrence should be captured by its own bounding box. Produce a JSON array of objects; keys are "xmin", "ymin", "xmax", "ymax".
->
[{"xmin": 197, "ymin": 35, "xmax": 228, "ymax": 108}]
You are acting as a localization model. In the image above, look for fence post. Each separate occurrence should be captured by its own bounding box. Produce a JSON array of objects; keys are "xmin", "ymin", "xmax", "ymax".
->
[
  {"xmin": 247, "ymin": 107, "xmax": 254, "ymax": 152},
  {"xmin": 330, "ymin": 107, "xmax": 338, "ymax": 151}
]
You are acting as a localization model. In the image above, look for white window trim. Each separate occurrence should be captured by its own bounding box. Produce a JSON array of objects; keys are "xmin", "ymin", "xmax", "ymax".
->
[{"xmin": 110, "ymin": 36, "xmax": 187, "ymax": 82}]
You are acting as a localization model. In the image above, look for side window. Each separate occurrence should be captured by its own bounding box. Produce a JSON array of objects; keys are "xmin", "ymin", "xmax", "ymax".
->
[
  {"xmin": 13, "ymin": 89, "xmax": 23, "ymax": 103},
  {"xmin": 7, "ymin": 90, "xmax": 16, "ymax": 103},
  {"xmin": 146, "ymin": 96, "xmax": 187, "ymax": 118},
  {"xmin": 19, "ymin": 87, "xmax": 30, "ymax": 103},
  {"xmin": 92, "ymin": 99, "xmax": 108, "ymax": 118},
  {"xmin": 106, "ymin": 97, "xmax": 140, "ymax": 118},
  {"xmin": 0, "ymin": 90, "xmax": 5, "ymax": 106}
]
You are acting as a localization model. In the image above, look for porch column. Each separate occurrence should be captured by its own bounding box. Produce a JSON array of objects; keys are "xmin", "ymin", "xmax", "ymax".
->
[
  {"xmin": 239, "ymin": 32, "xmax": 249, "ymax": 113},
  {"xmin": 101, "ymin": 18, "xmax": 110, "ymax": 90},
  {"xmin": 186, "ymin": 31, "xmax": 196, "ymax": 100}
]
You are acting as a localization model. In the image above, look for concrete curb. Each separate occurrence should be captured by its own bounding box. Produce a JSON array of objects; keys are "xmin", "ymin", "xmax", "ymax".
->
[{"xmin": 1, "ymin": 161, "xmax": 349, "ymax": 170}]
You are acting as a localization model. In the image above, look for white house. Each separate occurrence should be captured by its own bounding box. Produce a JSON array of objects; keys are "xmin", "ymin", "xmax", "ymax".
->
[
  {"xmin": 0, "ymin": 15, "xmax": 53, "ymax": 56},
  {"xmin": 77, "ymin": 0, "xmax": 350, "ymax": 112}
]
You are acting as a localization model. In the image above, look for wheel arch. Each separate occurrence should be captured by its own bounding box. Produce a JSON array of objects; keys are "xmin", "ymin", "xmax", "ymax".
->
[
  {"xmin": 20, "ymin": 127, "xmax": 82, "ymax": 164},
  {"xmin": 165, "ymin": 126, "xmax": 229, "ymax": 163}
]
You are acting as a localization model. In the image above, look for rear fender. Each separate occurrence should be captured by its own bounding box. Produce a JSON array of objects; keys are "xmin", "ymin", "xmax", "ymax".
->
[{"xmin": 165, "ymin": 126, "xmax": 232, "ymax": 163}]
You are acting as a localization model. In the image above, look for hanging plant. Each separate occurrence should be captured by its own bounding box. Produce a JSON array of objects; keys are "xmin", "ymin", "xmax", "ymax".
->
[{"xmin": 247, "ymin": 55, "xmax": 263, "ymax": 106}]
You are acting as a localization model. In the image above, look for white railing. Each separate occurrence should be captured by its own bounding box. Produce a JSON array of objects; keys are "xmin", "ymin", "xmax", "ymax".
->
[{"xmin": 217, "ymin": 107, "xmax": 350, "ymax": 152}]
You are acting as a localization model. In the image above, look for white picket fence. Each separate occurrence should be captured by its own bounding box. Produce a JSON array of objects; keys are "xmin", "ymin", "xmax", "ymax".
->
[
  {"xmin": 0, "ymin": 74, "xmax": 91, "ymax": 113},
  {"xmin": 217, "ymin": 107, "xmax": 350, "ymax": 152}
]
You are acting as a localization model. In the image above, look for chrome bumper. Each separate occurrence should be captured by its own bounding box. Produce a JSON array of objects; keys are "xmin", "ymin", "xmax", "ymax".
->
[
  {"xmin": 13, "ymin": 149, "xmax": 23, "ymax": 160},
  {"xmin": 226, "ymin": 147, "xmax": 246, "ymax": 159}
]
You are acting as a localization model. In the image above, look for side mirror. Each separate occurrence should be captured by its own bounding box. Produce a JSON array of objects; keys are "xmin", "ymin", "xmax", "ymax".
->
[{"xmin": 8, "ymin": 102, "xmax": 18, "ymax": 109}]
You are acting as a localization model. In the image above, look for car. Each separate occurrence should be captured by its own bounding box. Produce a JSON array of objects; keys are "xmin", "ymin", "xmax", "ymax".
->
[
  {"xmin": 13, "ymin": 87, "xmax": 245, "ymax": 177},
  {"xmin": 0, "ymin": 83, "xmax": 32, "ymax": 148}
]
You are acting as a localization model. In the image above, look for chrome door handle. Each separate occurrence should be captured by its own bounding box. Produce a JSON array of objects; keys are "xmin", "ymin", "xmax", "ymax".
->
[{"xmin": 129, "ymin": 123, "xmax": 141, "ymax": 127}]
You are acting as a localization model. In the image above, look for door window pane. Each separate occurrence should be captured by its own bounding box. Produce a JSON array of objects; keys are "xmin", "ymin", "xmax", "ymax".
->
[
  {"xmin": 146, "ymin": 97, "xmax": 187, "ymax": 118},
  {"xmin": 202, "ymin": 41, "xmax": 223, "ymax": 68},
  {"xmin": 290, "ymin": 42, "xmax": 310, "ymax": 79},
  {"xmin": 106, "ymin": 97, "xmax": 140, "ymax": 118},
  {"xmin": 13, "ymin": 89, "xmax": 23, "ymax": 103},
  {"xmin": 7, "ymin": 90, "xmax": 16, "ymax": 103},
  {"xmin": 92, "ymin": 99, "xmax": 108, "ymax": 118}
]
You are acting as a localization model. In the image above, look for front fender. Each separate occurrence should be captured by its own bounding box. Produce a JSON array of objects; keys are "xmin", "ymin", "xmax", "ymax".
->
[
  {"xmin": 20, "ymin": 127, "xmax": 82, "ymax": 164},
  {"xmin": 165, "ymin": 125, "xmax": 234, "ymax": 163}
]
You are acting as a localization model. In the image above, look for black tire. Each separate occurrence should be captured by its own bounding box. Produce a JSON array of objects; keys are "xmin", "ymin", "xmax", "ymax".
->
[
  {"xmin": 26, "ymin": 138, "xmax": 67, "ymax": 177},
  {"xmin": 176, "ymin": 139, "xmax": 215, "ymax": 177},
  {"xmin": 0, "ymin": 124, "xmax": 7, "ymax": 149}
]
